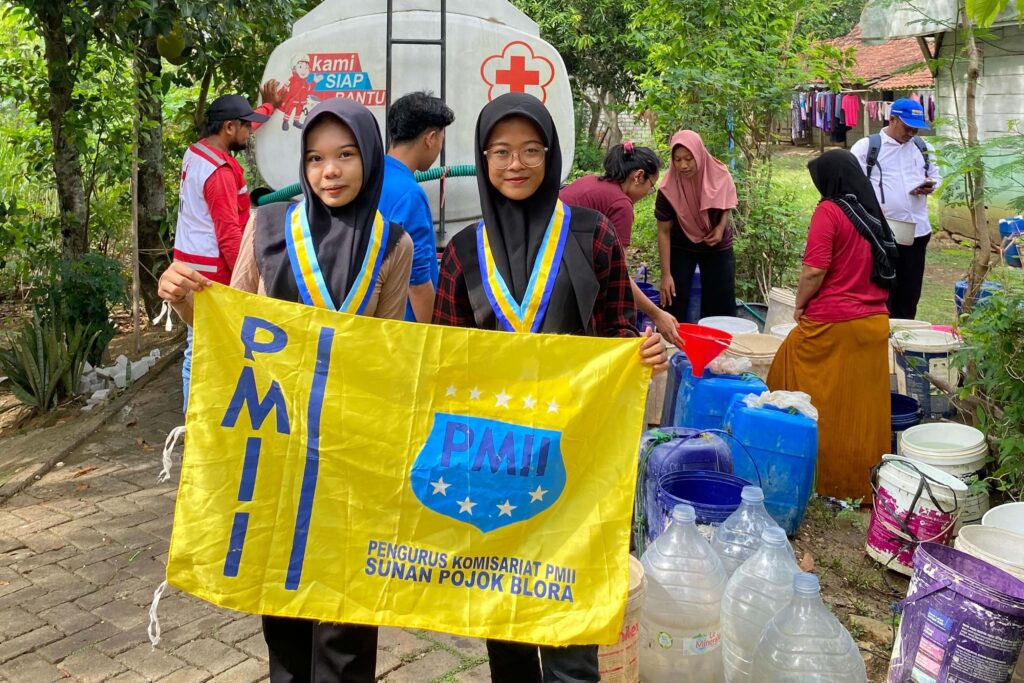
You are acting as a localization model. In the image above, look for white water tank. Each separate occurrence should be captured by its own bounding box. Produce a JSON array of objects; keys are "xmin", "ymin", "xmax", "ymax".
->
[{"xmin": 255, "ymin": 0, "xmax": 575, "ymax": 243}]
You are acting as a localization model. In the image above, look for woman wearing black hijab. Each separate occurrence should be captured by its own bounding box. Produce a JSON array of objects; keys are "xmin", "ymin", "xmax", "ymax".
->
[
  {"xmin": 158, "ymin": 97, "xmax": 413, "ymax": 682},
  {"xmin": 767, "ymin": 149, "xmax": 895, "ymax": 502},
  {"xmin": 432, "ymin": 93, "xmax": 667, "ymax": 682}
]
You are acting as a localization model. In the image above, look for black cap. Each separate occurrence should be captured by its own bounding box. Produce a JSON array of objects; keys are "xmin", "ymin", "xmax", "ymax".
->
[{"xmin": 205, "ymin": 94, "xmax": 270, "ymax": 124}]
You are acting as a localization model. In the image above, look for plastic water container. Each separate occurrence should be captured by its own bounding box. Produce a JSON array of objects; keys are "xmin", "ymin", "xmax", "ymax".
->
[
  {"xmin": 899, "ymin": 422, "xmax": 990, "ymax": 530},
  {"xmin": 769, "ymin": 322, "xmax": 797, "ymax": 339},
  {"xmin": 657, "ymin": 470, "xmax": 749, "ymax": 527},
  {"xmin": 751, "ymin": 573, "xmax": 868, "ymax": 682},
  {"xmin": 639, "ymin": 428, "xmax": 732, "ymax": 544},
  {"xmin": 640, "ymin": 504, "xmax": 727, "ymax": 683},
  {"xmin": 660, "ymin": 353, "xmax": 690, "ymax": 427},
  {"xmin": 721, "ymin": 527, "xmax": 800, "ymax": 683},
  {"xmin": 1000, "ymin": 216, "xmax": 1023, "ymax": 268},
  {"xmin": 712, "ymin": 486, "xmax": 783, "ymax": 577},
  {"xmin": 983, "ymin": 502, "xmax": 1024, "ymax": 535},
  {"xmin": 635, "ymin": 266, "xmax": 660, "ymax": 333},
  {"xmin": 889, "ymin": 319, "xmax": 931, "ymax": 388},
  {"xmin": 722, "ymin": 333, "xmax": 782, "ymax": 382},
  {"xmin": 954, "ymin": 279, "xmax": 1003, "ymax": 315},
  {"xmin": 597, "ymin": 555, "xmax": 646, "ymax": 683},
  {"xmin": 954, "ymin": 525, "xmax": 1024, "ymax": 581},
  {"xmin": 764, "ymin": 288, "xmax": 797, "ymax": 332},
  {"xmin": 890, "ymin": 393, "xmax": 921, "ymax": 452},
  {"xmin": 699, "ymin": 316, "xmax": 759, "ymax": 336},
  {"xmin": 676, "ymin": 367, "xmax": 767, "ymax": 432},
  {"xmin": 892, "ymin": 329, "xmax": 962, "ymax": 418},
  {"xmin": 724, "ymin": 399, "xmax": 818, "ymax": 535}
]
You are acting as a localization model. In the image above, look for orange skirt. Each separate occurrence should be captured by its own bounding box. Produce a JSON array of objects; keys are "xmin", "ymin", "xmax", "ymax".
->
[{"xmin": 767, "ymin": 314, "xmax": 890, "ymax": 502}]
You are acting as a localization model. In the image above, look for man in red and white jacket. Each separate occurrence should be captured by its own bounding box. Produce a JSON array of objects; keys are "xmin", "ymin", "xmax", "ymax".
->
[{"xmin": 174, "ymin": 83, "xmax": 282, "ymax": 410}]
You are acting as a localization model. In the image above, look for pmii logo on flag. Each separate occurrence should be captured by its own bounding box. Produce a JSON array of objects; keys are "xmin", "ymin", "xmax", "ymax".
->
[{"xmin": 411, "ymin": 407, "xmax": 567, "ymax": 532}]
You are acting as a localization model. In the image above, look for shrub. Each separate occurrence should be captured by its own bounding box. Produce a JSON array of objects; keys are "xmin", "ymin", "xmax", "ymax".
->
[
  {"xmin": 0, "ymin": 311, "xmax": 100, "ymax": 411},
  {"xmin": 29, "ymin": 254, "xmax": 127, "ymax": 364},
  {"xmin": 953, "ymin": 292, "xmax": 1024, "ymax": 498}
]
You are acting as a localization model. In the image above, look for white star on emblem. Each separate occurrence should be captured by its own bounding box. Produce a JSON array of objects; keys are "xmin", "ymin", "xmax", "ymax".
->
[
  {"xmin": 469, "ymin": 387, "xmax": 482, "ymax": 400},
  {"xmin": 497, "ymin": 499, "xmax": 518, "ymax": 517},
  {"xmin": 547, "ymin": 399, "xmax": 560, "ymax": 414},
  {"xmin": 457, "ymin": 497, "xmax": 476, "ymax": 515},
  {"xmin": 430, "ymin": 477, "xmax": 450, "ymax": 496},
  {"xmin": 529, "ymin": 485, "xmax": 548, "ymax": 503},
  {"xmin": 523, "ymin": 395, "xmax": 537, "ymax": 409},
  {"xmin": 445, "ymin": 385, "xmax": 457, "ymax": 397},
  {"xmin": 495, "ymin": 390, "xmax": 511, "ymax": 408}
]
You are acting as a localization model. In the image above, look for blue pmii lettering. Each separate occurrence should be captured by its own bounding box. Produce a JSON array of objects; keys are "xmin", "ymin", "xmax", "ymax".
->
[
  {"xmin": 222, "ymin": 316, "xmax": 290, "ymax": 434},
  {"xmin": 440, "ymin": 419, "xmax": 550, "ymax": 476}
]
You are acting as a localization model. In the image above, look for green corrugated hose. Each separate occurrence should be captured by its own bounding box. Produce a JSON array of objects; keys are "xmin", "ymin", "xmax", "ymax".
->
[{"xmin": 255, "ymin": 164, "xmax": 477, "ymax": 206}]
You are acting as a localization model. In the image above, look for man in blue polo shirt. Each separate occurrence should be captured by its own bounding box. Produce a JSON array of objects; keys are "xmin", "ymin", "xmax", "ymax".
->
[{"xmin": 380, "ymin": 92, "xmax": 455, "ymax": 321}]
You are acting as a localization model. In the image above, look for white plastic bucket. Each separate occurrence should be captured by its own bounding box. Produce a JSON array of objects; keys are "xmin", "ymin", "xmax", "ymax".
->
[
  {"xmin": 597, "ymin": 555, "xmax": 645, "ymax": 682},
  {"xmin": 983, "ymin": 502, "xmax": 1024, "ymax": 535},
  {"xmin": 723, "ymin": 333, "xmax": 782, "ymax": 381},
  {"xmin": 954, "ymin": 525, "xmax": 1024, "ymax": 581},
  {"xmin": 698, "ymin": 316, "xmax": 758, "ymax": 336},
  {"xmin": 899, "ymin": 424, "xmax": 988, "ymax": 476},
  {"xmin": 888, "ymin": 319, "xmax": 932, "ymax": 379},
  {"xmin": 770, "ymin": 322, "xmax": 798, "ymax": 339},
  {"xmin": 866, "ymin": 455, "xmax": 967, "ymax": 575},
  {"xmin": 765, "ymin": 288, "xmax": 797, "ymax": 332},
  {"xmin": 888, "ymin": 219, "xmax": 917, "ymax": 246},
  {"xmin": 891, "ymin": 330, "xmax": 962, "ymax": 418}
]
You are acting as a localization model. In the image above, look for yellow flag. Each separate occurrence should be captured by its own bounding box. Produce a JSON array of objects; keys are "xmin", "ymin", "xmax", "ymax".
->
[{"xmin": 168, "ymin": 285, "xmax": 648, "ymax": 646}]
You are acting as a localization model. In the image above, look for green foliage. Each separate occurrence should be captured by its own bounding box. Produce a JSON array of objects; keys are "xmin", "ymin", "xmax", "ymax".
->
[
  {"xmin": 937, "ymin": 123, "xmax": 1024, "ymax": 214},
  {"xmin": 0, "ymin": 311, "xmax": 100, "ymax": 411},
  {"xmin": 797, "ymin": 0, "xmax": 866, "ymax": 39},
  {"xmin": 966, "ymin": 0, "xmax": 1019, "ymax": 26},
  {"xmin": 954, "ymin": 292, "xmax": 1024, "ymax": 498},
  {"xmin": 29, "ymin": 254, "xmax": 128, "ymax": 365},
  {"xmin": 633, "ymin": 0, "xmax": 854, "ymax": 164},
  {"xmin": 732, "ymin": 163, "xmax": 807, "ymax": 301}
]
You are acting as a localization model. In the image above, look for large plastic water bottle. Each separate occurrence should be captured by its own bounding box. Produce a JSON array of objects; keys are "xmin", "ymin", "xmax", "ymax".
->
[
  {"xmin": 751, "ymin": 573, "xmax": 868, "ymax": 682},
  {"xmin": 712, "ymin": 486, "xmax": 782, "ymax": 577},
  {"xmin": 640, "ymin": 504, "xmax": 727, "ymax": 683},
  {"xmin": 721, "ymin": 527, "xmax": 801, "ymax": 683}
]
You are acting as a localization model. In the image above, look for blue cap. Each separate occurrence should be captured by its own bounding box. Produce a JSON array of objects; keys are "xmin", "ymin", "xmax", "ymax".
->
[{"xmin": 890, "ymin": 98, "xmax": 930, "ymax": 130}]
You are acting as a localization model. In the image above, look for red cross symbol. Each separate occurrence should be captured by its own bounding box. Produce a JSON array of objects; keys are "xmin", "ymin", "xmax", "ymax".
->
[
  {"xmin": 481, "ymin": 42, "xmax": 556, "ymax": 103},
  {"xmin": 495, "ymin": 56, "xmax": 541, "ymax": 93}
]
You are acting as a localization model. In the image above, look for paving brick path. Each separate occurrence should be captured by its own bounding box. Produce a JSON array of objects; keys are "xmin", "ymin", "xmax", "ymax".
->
[{"xmin": 0, "ymin": 361, "xmax": 490, "ymax": 682}]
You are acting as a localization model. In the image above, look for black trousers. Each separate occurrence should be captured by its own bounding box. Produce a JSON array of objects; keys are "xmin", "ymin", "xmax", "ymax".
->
[
  {"xmin": 665, "ymin": 246, "xmax": 737, "ymax": 320},
  {"xmin": 263, "ymin": 616, "xmax": 378, "ymax": 683},
  {"xmin": 486, "ymin": 640, "xmax": 600, "ymax": 683},
  {"xmin": 888, "ymin": 233, "xmax": 931, "ymax": 320}
]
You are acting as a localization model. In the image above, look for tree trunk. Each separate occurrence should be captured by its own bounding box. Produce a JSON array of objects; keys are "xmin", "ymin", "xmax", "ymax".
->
[
  {"xmin": 962, "ymin": 18, "xmax": 990, "ymax": 315},
  {"xmin": 584, "ymin": 92, "xmax": 601, "ymax": 141},
  {"xmin": 38, "ymin": 9, "xmax": 88, "ymax": 260},
  {"xmin": 193, "ymin": 65, "xmax": 214, "ymax": 135},
  {"xmin": 134, "ymin": 35, "xmax": 168, "ymax": 318},
  {"xmin": 603, "ymin": 92, "xmax": 623, "ymax": 148}
]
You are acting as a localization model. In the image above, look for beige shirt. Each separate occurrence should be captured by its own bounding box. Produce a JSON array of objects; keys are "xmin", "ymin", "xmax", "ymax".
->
[{"xmin": 230, "ymin": 212, "xmax": 414, "ymax": 320}]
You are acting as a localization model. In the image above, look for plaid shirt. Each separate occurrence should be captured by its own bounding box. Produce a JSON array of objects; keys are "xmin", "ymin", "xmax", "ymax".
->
[{"xmin": 432, "ymin": 216, "xmax": 637, "ymax": 337}]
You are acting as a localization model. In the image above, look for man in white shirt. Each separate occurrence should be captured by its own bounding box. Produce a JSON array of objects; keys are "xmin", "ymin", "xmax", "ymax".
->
[{"xmin": 851, "ymin": 98, "xmax": 941, "ymax": 319}]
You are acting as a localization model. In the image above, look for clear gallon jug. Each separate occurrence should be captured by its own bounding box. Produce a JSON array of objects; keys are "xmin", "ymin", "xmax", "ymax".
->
[{"xmin": 712, "ymin": 486, "xmax": 782, "ymax": 577}]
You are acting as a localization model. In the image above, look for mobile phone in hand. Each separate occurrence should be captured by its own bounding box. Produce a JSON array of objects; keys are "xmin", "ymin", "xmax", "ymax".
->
[{"xmin": 911, "ymin": 179, "xmax": 936, "ymax": 194}]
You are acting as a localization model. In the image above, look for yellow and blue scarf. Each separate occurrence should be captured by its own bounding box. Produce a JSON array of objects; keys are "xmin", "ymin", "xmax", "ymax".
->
[
  {"xmin": 284, "ymin": 200, "xmax": 390, "ymax": 314},
  {"xmin": 476, "ymin": 200, "xmax": 571, "ymax": 333}
]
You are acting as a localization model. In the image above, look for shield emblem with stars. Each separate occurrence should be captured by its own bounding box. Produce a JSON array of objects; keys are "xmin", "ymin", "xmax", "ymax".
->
[{"xmin": 410, "ymin": 412, "xmax": 566, "ymax": 533}]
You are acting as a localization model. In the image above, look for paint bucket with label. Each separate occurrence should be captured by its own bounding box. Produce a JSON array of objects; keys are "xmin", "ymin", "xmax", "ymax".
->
[
  {"xmin": 765, "ymin": 287, "xmax": 797, "ymax": 332},
  {"xmin": 866, "ymin": 455, "xmax": 966, "ymax": 576},
  {"xmin": 891, "ymin": 329, "xmax": 962, "ymax": 418},
  {"xmin": 598, "ymin": 555, "xmax": 646, "ymax": 683},
  {"xmin": 888, "ymin": 542, "xmax": 1024, "ymax": 683}
]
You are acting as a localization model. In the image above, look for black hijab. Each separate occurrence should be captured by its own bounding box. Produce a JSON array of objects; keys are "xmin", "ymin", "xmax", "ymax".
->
[
  {"xmin": 808, "ymin": 149, "xmax": 898, "ymax": 289},
  {"xmin": 475, "ymin": 93, "xmax": 563, "ymax": 300},
  {"xmin": 256, "ymin": 97, "xmax": 401, "ymax": 306}
]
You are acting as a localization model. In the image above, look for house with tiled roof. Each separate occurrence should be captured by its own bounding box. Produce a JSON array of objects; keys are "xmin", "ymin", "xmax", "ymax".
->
[
  {"xmin": 860, "ymin": 0, "xmax": 1024, "ymax": 235},
  {"xmin": 790, "ymin": 26, "xmax": 936, "ymax": 149}
]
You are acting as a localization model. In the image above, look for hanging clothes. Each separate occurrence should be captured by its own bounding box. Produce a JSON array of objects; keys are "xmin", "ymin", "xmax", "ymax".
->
[{"xmin": 841, "ymin": 94, "xmax": 861, "ymax": 129}]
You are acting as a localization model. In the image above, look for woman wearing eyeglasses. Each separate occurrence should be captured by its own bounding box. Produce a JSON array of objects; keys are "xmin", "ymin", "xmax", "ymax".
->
[
  {"xmin": 559, "ymin": 143, "xmax": 680, "ymax": 345},
  {"xmin": 432, "ymin": 93, "xmax": 667, "ymax": 682},
  {"xmin": 657, "ymin": 130, "xmax": 739, "ymax": 319}
]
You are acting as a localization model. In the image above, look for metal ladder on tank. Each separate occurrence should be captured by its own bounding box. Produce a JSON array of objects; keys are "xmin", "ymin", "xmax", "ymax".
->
[{"xmin": 385, "ymin": 0, "xmax": 448, "ymax": 242}]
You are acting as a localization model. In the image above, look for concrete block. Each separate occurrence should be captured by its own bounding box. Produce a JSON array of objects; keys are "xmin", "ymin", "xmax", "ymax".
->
[{"xmin": 90, "ymin": 389, "xmax": 112, "ymax": 402}]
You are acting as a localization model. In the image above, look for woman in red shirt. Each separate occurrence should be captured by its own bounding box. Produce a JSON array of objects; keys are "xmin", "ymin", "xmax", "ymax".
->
[
  {"xmin": 560, "ymin": 142, "xmax": 680, "ymax": 345},
  {"xmin": 768, "ymin": 149, "xmax": 898, "ymax": 501}
]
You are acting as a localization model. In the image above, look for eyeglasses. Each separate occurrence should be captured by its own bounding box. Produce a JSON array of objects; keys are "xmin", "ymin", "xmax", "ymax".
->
[{"xmin": 483, "ymin": 146, "xmax": 548, "ymax": 169}]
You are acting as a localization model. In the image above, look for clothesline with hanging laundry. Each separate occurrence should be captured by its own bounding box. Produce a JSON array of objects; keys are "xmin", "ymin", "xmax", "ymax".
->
[{"xmin": 790, "ymin": 88, "xmax": 936, "ymax": 144}]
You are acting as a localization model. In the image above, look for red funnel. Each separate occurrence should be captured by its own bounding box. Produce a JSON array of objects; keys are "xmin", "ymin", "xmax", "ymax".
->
[{"xmin": 675, "ymin": 323, "xmax": 733, "ymax": 377}]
